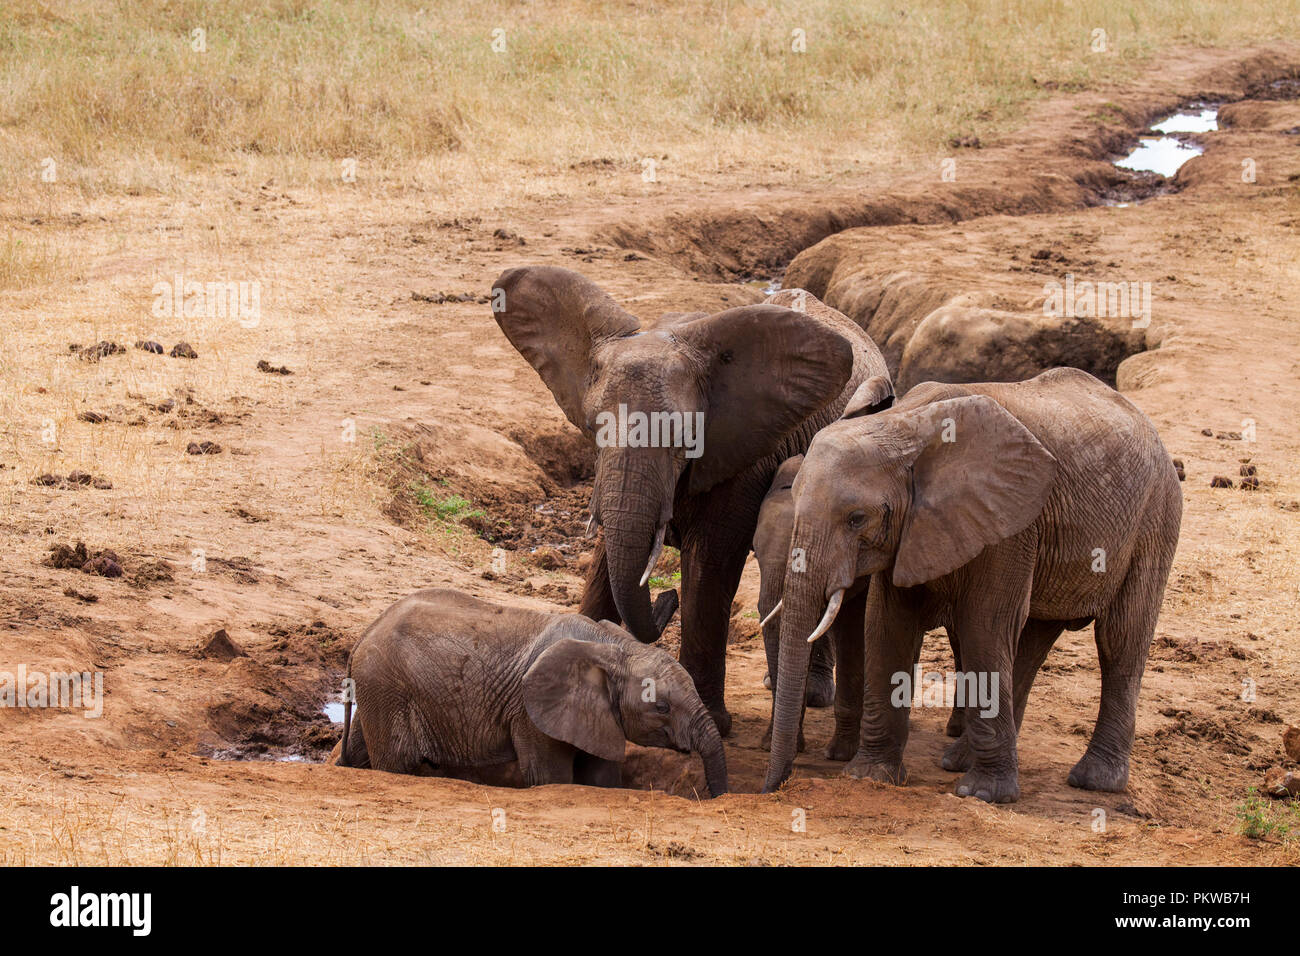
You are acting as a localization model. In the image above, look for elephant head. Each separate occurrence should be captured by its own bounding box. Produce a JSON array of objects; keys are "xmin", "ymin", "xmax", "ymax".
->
[
  {"xmin": 493, "ymin": 265, "xmax": 855, "ymax": 644},
  {"xmin": 522, "ymin": 617, "xmax": 729, "ymax": 796},
  {"xmin": 762, "ymin": 388, "xmax": 1057, "ymax": 791}
]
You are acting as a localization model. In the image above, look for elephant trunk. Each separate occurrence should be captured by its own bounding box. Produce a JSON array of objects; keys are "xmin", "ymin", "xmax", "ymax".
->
[
  {"xmin": 597, "ymin": 451, "xmax": 681, "ymax": 644},
  {"xmin": 689, "ymin": 709, "xmax": 729, "ymax": 797},
  {"xmin": 763, "ymin": 569, "xmax": 843, "ymax": 792}
]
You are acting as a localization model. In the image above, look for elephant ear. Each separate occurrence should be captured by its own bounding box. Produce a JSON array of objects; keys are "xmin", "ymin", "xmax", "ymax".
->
[
  {"xmin": 491, "ymin": 266, "xmax": 640, "ymax": 432},
  {"xmin": 840, "ymin": 375, "xmax": 894, "ymax": 419},
  {"xmin": 522, "ymin": 633, "xmax": 627, "ymax": 762},
  {"xmin": 893, "ymin": 395, "xmax": 1057, "ymax": 588},
  {"xmin": 675, "ymin": 305, "xmax": 854, "ymax": 495}
]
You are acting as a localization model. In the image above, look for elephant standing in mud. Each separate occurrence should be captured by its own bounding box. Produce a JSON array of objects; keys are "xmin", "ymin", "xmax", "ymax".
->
[
  {"xmin": 491, "ymin": 268, "xmax": 891, "ymax": 736},
  {"xmin": 763, "ymin": 367, "xmax": 1182, "ymax": 803},
  {"xmin": 335, "ymin": 589, "xmax": 728, "ymax": 797}
]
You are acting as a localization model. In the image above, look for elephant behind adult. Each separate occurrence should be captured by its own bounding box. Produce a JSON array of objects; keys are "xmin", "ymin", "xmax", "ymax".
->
[
  {"xmin": 492, "ymin": 269, "xmax": 892, "ymax": 736},
  {"xmin": 763, "ymin": 367, "xmax": 1182, "ymax": 802},
  {"xmin": 336, "ymin": 589, "xmax": 728, "ymax": 796}
]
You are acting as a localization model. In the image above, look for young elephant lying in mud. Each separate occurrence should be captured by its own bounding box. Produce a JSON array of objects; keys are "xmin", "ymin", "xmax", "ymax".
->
[{"xmin": 334, "ymin": 589, "xmax": 728, "ymax": 797}]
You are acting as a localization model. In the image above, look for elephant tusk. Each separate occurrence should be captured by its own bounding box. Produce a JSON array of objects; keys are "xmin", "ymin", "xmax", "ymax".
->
[
  {"xmin": 585, "ymin": 513, "xmax": 599, "ymax": 538},
  {"xmin": 639, "ymin": 525, "xmax": 667, "ymax": 588},
  {"xmin": 759, "ymin": 600, "xmax": 783, "ymax": 628},
  {"xmin": 806, "ymin": 589, "xmax": 845, "ymax": 643}
]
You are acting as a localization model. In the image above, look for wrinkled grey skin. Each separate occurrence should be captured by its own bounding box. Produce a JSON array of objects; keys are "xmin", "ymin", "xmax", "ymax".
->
[
  {"xmin": 763, "ymin": 367, "xmax": 1182, "ymax": 803},
  {"xmin": 492, "ymin": 268, "xmax": 890, "ymax": 737},
  {"xmin": 754, "ymin": 454, "xmax": 864, "ymax": 760},
  {"xmin": 336, "ymin": 589, "xmax": 727, "ymax": 797},
  {"xmin": 755, "ymin": 452, "xmax": 967, "ymax": 756}
]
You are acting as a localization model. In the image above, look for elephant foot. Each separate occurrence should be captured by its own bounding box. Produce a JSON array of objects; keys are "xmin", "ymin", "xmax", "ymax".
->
[
  {"xmin": 940, "ymin": 735, "xmax": 973, "ymax": 772},
  {"xmin": 954, "ymin": 768, "xmax": 1020, "ymax": 804},
  {"xmin": 1067, "ymin": 751, "xmax": 1130, "ymax": 792},
  {"xmin": 844, "ymin": 754, "xmax": 907, "ymax": 786},
  {"xmin": 944, "ymin": 708, "xmax": 965, "ymax": 738},
  {"xmin": 805, "ymin": 669, "xmax": 835, "ymax": 709},
  {"xmin": 824, "ymin": 732, "xmax": 857, "ymax": 761}
]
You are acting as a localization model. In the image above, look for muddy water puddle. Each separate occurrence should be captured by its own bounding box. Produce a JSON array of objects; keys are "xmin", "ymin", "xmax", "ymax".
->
[{"xmin": 1113, "ymin": 106, "xmax": 1218, "ymax": 180}]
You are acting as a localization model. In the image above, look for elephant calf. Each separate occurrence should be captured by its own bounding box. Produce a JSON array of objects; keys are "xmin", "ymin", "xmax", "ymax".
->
[{"xmin": 335, "ymin": 589, "xmax": 728, "ymax": 797}]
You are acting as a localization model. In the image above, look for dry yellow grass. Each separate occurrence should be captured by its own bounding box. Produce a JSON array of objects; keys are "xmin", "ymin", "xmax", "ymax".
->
[{"xmin": 3, "ymin": 0, "xmax": 1298, "ymax": 212}]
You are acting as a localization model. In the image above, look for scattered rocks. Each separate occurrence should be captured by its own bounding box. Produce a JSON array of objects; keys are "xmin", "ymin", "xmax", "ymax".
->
[
  {"xmin": 186, "ymin": 441, "xmax": 223, "ymax": 455},
  {"xmin": 1200, "ymin": 428, "xmax": 1214, "ymax": 436},
  {"xmin": 1263, "ymin": 767, "xmax": 1300, "ymax": 798},
  {"xmin": 73, "ymin": 341, "xmax": 124, "ymax": 362},
  {"xmin": 531, "ymin": 546, "xmax": 566, "ymax": 570},
  {"xmin": 62, "ymin": 586, "xmax": 99, "ymax": 604},
  {"xmin": 411, "ymin": 290, "xmax": 491, "ymax": 304},
  {"xmin": 1210, "ymin": 475, "xmax": 1234, "ymax": 488},
  {"xmin": 1284, "ymin": 726, "xmax": 1300, "ymax": 763},
  {"xmin": 134, "ymin": 340, "xmax": 164, "ymax": 354},
  {"xmin": 45, "ymin": 541, "xmax": 123, "ymax": 578},
  {"xmin": 170, "ymin": 341, "xmax": 198, "ymax": 359},
  {"xmin": 1172, "ymin": 458, "xmax": 1185, "ymax": 481},
  {"xmin": 256, "ymin": 360, "xmax": 292, "ymax": 375},
  {"xmin": 199, "ymin": 628, "xmax": 249, "ymax": 663},
  {"xmin": 30, "ymin": 471, "xmax": 112, "ymax": 490},
  {"xmin": 82, "ymin": 553, "xmax": 124, "ymax": 577}
]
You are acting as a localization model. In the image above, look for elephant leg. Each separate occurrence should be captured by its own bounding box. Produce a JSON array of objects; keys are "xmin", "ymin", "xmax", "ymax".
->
[
  {"xmin": 826, "ymin": 587, "xmax": 866, "ymax": 760},
  {"xmin": 945, "ymin": 554, "xmax": 1031, "ymax": 804},
  {"xmin": 806, "ymin": 635, "xmax": 835, "ymax": 708},
  {"xmin": 943, "ymin": 629, "xmax": 965, "ymax": 738},
  {"xmin": 511, "ymin": 717, "xmax": 577, "ymax": 786},
  {"xmin": 1069, "ymin": 550, "xmax": 1169, "ymax": 792},
  {"xmin": 343, "ymin": 712, "xmax": 371, "ymax": 768},
  {"xmin": 942, "ymin": 618, "xmax": 1063, "ymax": 773},
  {"xmin": 678, "ymin": 534, "xmax": 750, "ymax": 738},
  {"xmin": 573, "ymin": 751, "xmax": 623, "ymax": 789},
  {"xmin": 578, "ymin": 534, "xmax": 619, "ymax": 622},
  {"xmin": 845, "ymin": 580, "xmax": 925, "ymax": 785},
  {"xmin": 1012, "ymin": 619, "xmax": 1065, "ymax": 731}
]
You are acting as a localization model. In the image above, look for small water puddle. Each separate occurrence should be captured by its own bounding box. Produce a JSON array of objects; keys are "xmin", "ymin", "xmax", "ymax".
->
[
  {"xmin": 323, "ymin": 700, "xmax": 346, "ymax": 723},
  {"xmin": 1113, "ymin": 106, "xmax": 1218, "ymax": 178}
]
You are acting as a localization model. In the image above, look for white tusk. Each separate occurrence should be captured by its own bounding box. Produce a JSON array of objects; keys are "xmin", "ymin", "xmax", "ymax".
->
[
  {"xmin": 585, "ymin": 514, "xmax": 599, "ymax": 539},
  {"xmin": 806, "ymin": 589, "xmax": 845, "ymax": 643},
  {"xmin": 759, "ymin": 600, "xmax": 783, "ymax": 628},
  {"xmin": 639, "ymin": 525, "xmax": 667, "ymax": 587}
]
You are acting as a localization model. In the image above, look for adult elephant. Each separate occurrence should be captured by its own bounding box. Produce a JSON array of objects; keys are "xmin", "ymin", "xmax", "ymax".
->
[
  {"xmin": 492, "ymin": 269, "xmax": 892, "ymax": 735},
  {"xmin": 763, "ymin": 367, "xmax": 1182, "ymax": 801}
]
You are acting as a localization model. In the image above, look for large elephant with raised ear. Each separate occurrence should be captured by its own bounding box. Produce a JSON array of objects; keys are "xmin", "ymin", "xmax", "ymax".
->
[
  {"xmin": 336, "ymin": 589, "xmax": 728, "ymax": 796},
  {"xmin": 762, "ymin": 367, "xmax": 1182, "ymax": 802},
  {"xmin": 491, "ymin": 270, "xmax": 892, "ymax": 735}
]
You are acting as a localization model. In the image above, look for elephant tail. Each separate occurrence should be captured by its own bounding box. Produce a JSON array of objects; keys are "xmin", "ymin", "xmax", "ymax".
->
[{"xmin": 337, "ymin": 662, "xmax": 354, "ymax": 768}]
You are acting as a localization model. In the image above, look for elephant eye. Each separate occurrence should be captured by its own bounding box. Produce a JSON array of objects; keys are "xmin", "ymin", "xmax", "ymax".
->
[
  {"xmin": 654, "ymin": 700, "xmax": 670, "ymax": 715},
  {"xmin": 847, "ymin": 510, "xmax": 867, "ymax": 529}
]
